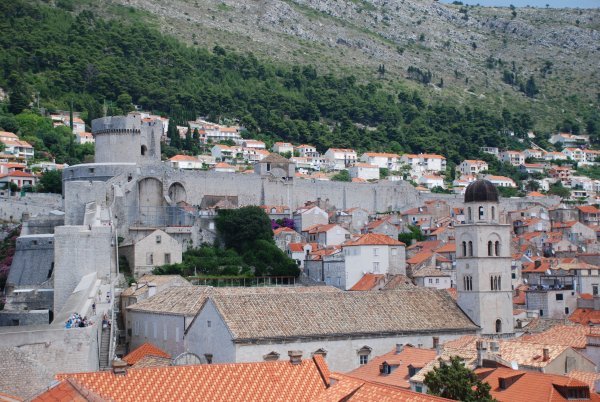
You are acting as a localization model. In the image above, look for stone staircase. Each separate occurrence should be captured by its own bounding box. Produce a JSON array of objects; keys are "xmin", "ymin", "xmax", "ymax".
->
[{"xmin": 99, "ymin": 327, "xmax": 111, "ymax": 370}]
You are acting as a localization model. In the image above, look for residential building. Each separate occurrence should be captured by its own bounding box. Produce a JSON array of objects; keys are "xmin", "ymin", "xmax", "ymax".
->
[
  {"xmin": 260, "ymin": 205, "xmax": 291, "ymax": 221},
  {"xmin": 360, "ymin": 152, "xmax": 401, "ymax": 171},
  {"xmin": 348, "ymin": 163, "xmax": 379, "ymax": 180},
  {"xmin": 400, "ymin": 154, "xmax": 446, "ymax": 178},
  {"xmin": 500, "ymin": 150, "xmax": 525, "ymax": 166},
  {"xmin": 273, "ymin": 227, "xmax": 303, "ymax": 251},
  {"xmin": 76, "ymin": 131, "xmax": 94, "ymax": 145},
  {"xmin": 241, "ymin": 139, "xmax": 266, "ymax": 149},
  {"xmin": 550, "ymin": 132, "xmax": 590, "ymax": 147},
  {"xmin": 0, "ymin": 170, "xmax": 36, "ymax": 189},
  {"xmin": 577, "ymin": 205, "xmax": 600, "ymax": 226},
  {"xmin": 563, "ymin": 147, "xmax": 585, "ymax": 163},
  {"xmin": 519, "ymin": 163, "xmax": 545, "ymax": 175},
  {"xmin": 484, "ymin": 175, "xmax": 517, "ymax": 188},
  {"xmin": 287, "ymin": 242, "xmax": 313, "ymax": 268},
  {"xmin": 456, "ymin": 180, "xmax": 514, "ymax": 336},
  {"xmin": 242, "ymin": 147, "xmax": 270, "ymax": 163},
  {"xmin": 334, "ymin": 207, "xmax": 369, "ymax": 233},
  {"xmin": 583, "ymin": 149, "xmax": 600, "ymax": 164},
  {"xmin": 412, "ymin": 267, "xmax": 452, "ymax": 289},
  {"xmin": 211, "ymin": 144, "xmax": 242, "ymax": 161},
  {"xmin": 342, "ymin": 233, "xmax": 406, "ymax": 290},
  {"xmin": 481, "ymin": 146, "xmax": 499, "ymax": 157},
  {"xmin": 293, "ymin": 205, "xmax": 328, "ymax": 232},
  {"xmin": 324, "ymin": 148, "xmax": 357, "ymax": 170},
  {"xmin": 304, "ymin": 223, "xmax": 350, "ymax": 247},
  {"xmin": 168, "ymin": 155, "xmax": 203, "ymax": 170},
  {"xmin": 295, "ymin": 144, "xmax": 319, "ymax": 158},
  {"xmin": 458, "ymin": 159, "xmax": 489, "ymax": 176},
  {"xmin": 213, "ymin": 162, "xmax": 236, "ymax": 173},
  {"xmin": 544, "ymin": 151, "xmax": 568, "ymax": 161},
  {"xmin": 119, "ymin": 229, "xmax": 183, "ymax": 277},
  {"xmin": 418, "ymin": 174, "xmax": 445, "ymax": 189},
  {"xmin": 62, "ymin": 116, "xmax": 86, "ymax": 134},
  {"xmin": 184, "ymin": 288, "xmax": 479, "ymax": 372},
  {"xmin": 272, "ymin": 142, "xmax": 294, "ymax": 154},
  {"xmin": 524, "ymin": 149, "xmax": 544, "ymax": 159},
  {"xmin": 0, "ymin": 132, "xmax": 34, "ymax": 160},
  {"xmin": 364, "ymin": 217, "xmax": 400, "ymax": 239}
]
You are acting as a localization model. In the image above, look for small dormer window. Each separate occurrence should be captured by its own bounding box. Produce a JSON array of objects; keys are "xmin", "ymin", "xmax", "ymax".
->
[
  {"xmin": 379, "ymin": 362, "xmax": 392, "ymax": 375},
  {"xmin": 156, "ymin": 235, "xmax": 161, "ymax": 244}
]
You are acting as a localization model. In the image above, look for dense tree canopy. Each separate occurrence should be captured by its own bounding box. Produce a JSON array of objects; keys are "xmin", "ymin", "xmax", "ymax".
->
[
  {"xmin": 0, "ymin": 0, "xmax": 536, "ymax": 163},
  {"xmin": 424, "ymin": 356, "xmax": 496, "ymax": 402}
]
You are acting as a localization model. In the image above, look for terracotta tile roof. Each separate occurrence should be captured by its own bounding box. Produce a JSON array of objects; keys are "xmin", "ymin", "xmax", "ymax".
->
[
  {"xmin": 55, "ymin": 357, "xmax": 330, "ymax": 402},
  {"xmin": 314, "ymin": 373, "xmax": 452, "ymax": 401},
  {"xmin": 123, "ymin": 343, "xmax": 171, "ymax": 365},
  {"xmin": 169, "ymin": 155, "xmax": 198, "ymax": 161},
  {"xmin": 130, "ymin": 355, "xmax": 172, "ymax": 369},
  {"xmin": 127, "ymin": 286, "xmax": 340, "ymax": 316},
  {"xmin": 519, "ymin": 325, "xmax": 589, "ymax": 349},
  {"xmin": 406, "ymin": 251, "xmax": 434, "ymax": 265},
  {"xmin": 349, "ymin": 273, "xmax": 385, "ymax": 291},
  {"xmin": 569, "ymin": 308, "xmax": 600, "ymax": 325},
  {"xmin": 443, "ymin": 336, "xmax": 575, "ymax": 369},
  {"xmin": 363, "ymin": 152, "xmax": 400, "ymax": 158},
  {"xmin": 527, "ymin": 191, "xmax": 545, "ymax": 197},
  {"xmin": 567, "ymin": 370, "xmax": 600, "ymax": 392},
  {"xmin": 346, "ymin": 346, "xmax": 437, "ymax": 389},
  {"xmin": 411, "ymin": 267, "xmax": 450, "ymax": 278},
  {"xmin": 407, "ymin": 240, "xmax": 442, "ymax": 251},
  {"xmin": 120, "ymin": 275, "xmax": 192, "ymax": 297},
  {"xmin": 352, "ymin": 178, "xmax": 367, "ymax": 183},
  {"xmin": 476, "ymin": 366, "xmax": 600, "ymax": 402},
  {"xmin": 365, "ymin": 218, "xmax": 390, "ymax": 230},
  {"xmin": 434, "ymin": 243, "xmax": 455, "ymax": 253},
  {"xmin": 344, "ymin": 233, "xmax": 404, "ymax": 247},
  {"xmin": 577, "ymin": 205, "xmax": 600, "ymax": 214},
  {"xmin": 445, "ymin": 288, "xmax": 458, "ymax": 300},
  {"xmin": 352, "ymin": 163, "xmax": 378, "ymax": 168},
  {"xmin": 382, "ymin": 275, "xmax": 417, "ymax": 290},
  {"xmin": 273, "ymin": 226, "xmax": 297, "ymax": 235},
  {"xmin": 327, "ymin": 148, "xmax": 356, "ymax": 153},
  {"xmin": 208, "ymin": 288, "xmax": 477, "ymax": 341},
  {"xmin": 0, "ymin": 171, "xmax": 34, "ymax": 178},
  {"xmin": 31, "ymin": 378, "xmax": 101, "ymax": 401},
  {"xmin": 305, "ymin": 223, "xmax": 341, "ymax": 234},
  {"xmin": 288, "ymin": 242, "xmax": 308, "ymax": 252}
]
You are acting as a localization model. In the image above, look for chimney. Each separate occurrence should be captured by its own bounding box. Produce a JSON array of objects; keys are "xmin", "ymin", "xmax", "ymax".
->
[
  {"xmin": 148, "ymin": 284, "xmax": 157, "ymax": 297},
  {"xmin": 288, "ymin": 350, "xmax": 303, "ymax": 365},
  {"xmin": 396, "ymin": 344, "xmax": 404, "ymax": 354},
  {"xmin": 476, "ymin": 340, "xmax": 487, "ymax": 368},
  {"xmin": 490, "ymin": 341, "xmax": 500, "ymax": 353},
  {"xmin": 112, "ymin": 358, "xmax": 128, "ymax": 375},
  {"xmin": 534, "ymin": 260, "xmax": 542, "ymax": 269},
  {"xmin": 543, "ymin": 348, "xmax": 550, "ymax": 362}
]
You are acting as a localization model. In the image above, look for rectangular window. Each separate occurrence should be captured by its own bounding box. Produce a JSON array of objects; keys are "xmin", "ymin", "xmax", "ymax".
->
[
  {"xmin": 391, "ymin": 248, "xmax": 398, "ymax": 256},
  {"xmin": 164, "ymin": 253, "xmax": 171, "ymax": 264},
  {"xmin": 415, "ymin": 385, "xmax": 423, "ymax": 393},
  {"xmin": 359, "ymin": 355, "xmax": 369, "ymax": 365},
  {"xmin": 156, "ymin": 235, "xmax": 161, "ymax": 244},
  {"xmin": 594, "ymin": 285, "xmax": 599, "ymax": 296},
  {"xmin": 373, "ymin": 262, "xmax": 380, "ymax": 273},
  {"xmin": 435, "ymin": 278, "xmax": 440, "ymax": 284},
  {"xmin": 512, "ymin": 273, "xmax": 516, "ymax": 279},
  {"xmin": 565, "ymin": 307, "xmax": 570, "ymax": 315},
  {"xmin": 207, "ymin": 320, "xmax": 212, "ymax": 328},
  {"xmin": 556, "ymin": 293, "xmax": 564, "ymax": 301},
  {"xmin": 373, "ymin": 248, "xmax": 379, "ymax": 256},
  {"xmin": 146, "ymin": 253, "xmax": 154, "ymax": 265},
  {"xmin": 428, "ymin": 278, "xmax": 433, "ymax": 284}
]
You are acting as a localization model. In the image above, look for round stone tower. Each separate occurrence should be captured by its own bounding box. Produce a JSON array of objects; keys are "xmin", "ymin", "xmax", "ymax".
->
[
  {"xmin": 91, "ymin": 112, "xmax": 162, "ymax": 164},
  {"xmin": 456, "ymin": 179, "xmax": 514, "ymax": 337}
]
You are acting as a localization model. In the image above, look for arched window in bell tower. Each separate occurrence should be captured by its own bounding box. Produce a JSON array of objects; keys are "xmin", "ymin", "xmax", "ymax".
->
[
  {"xmin": 491, "ymin": 206, "xmax": 496, "ymax": 221},
  {"xmin": 462, "ymin": 241, "xmax": 467, "ymax": 257},
  {"xmin": 495, "ymin": 241, "xmax": 500, "ymax": 256},
  {"xmin": 488, "ymin": 241, "xmax": 493, "ymax": 256},
  {"xmin": 467, "ymin": 207, "xmax": 472, "ymax": 221},
  {"xmin": 468, "ymin": 241, "xmax": 473, "ymax": 257},
  {"xmin": 495, "ymin": 319, "xmax": 502, "ymax": 333},
  {"xmin": 478, "ymin": 206, "xmax": 484, "ymax": 220}
]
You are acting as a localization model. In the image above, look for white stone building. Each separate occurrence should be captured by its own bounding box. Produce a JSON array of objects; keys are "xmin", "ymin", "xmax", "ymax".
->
[
  {"xmin": 418, "ymin": 175, "xmax": 445, "ymax": 189},
  {"xmin": 458, "ymin": 160, "xmax": 488, "ymax": 176},
  {"xmin": 348, "ymin": 163, "xmax": 379, "ymax": 180},
  {"xmin": 119, "ymin": 229, "xmax": 183, "ymax": 277},
  {"xmin": 293, "ymin": 205, "xmax": 329, "ymax": 232},
  {"xmin": 359, "ymin": 152, "xmax": 400, "ymax": 171},
  {"xmin": 342, "ymin": 233, "xmax": 406, "ymax": 290},
  {"xmin": 400, "ymin": 154, "xmax": 446, "ymax": 178},
  {"xmin": 272, "ymin": 142, "xmax": 294, "ymax": 154},
  {"xmin": 499, "ymin": 151, "xmax": 525, "ymax": 166},
  {"xmin": 168, "ymin": 155, "xmax": 203, "ymax": 170},
  {"xmin": 184, "ymin": 289, "xmax": 479, "ymax": 372},
  {"xmin": 324, "ymin": 148, "xmax": 357, "ymax": 170}
]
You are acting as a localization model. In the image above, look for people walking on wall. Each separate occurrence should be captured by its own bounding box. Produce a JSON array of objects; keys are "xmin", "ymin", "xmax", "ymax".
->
[{"xmin": 92, "ymin": 302, "xmax": 96, "ymax": 315}]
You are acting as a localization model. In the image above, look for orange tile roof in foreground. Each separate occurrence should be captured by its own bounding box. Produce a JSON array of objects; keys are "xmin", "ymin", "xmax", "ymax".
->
[
  {"xmin": 476, "ymin": 366, "xmax": 600, "ymax": 402},
  {"xmin": 349, "ymin": 273, "xmax": 385, "ymax": 291},
  {"xmin": 122, "ymin": 342, "xmax": 171, "ymax": 365},
  {"xmin": 570, "ymin": 308, "xmax": 600, "ymax": 325},
  {"xmin": 54, "ymin": 357, "xmax": 330, "ymax": 402},
  {"xmin": 345, "ymin": 346, "xmax": 437, "ymax": 389}
]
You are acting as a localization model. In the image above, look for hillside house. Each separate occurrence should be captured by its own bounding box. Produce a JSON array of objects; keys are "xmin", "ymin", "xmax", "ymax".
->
[
  {"xmin": 500, "ymin": 150, "xmax": 525, "ymax": 166},
  {"xmin": 324, "ymin": 148, "xmax": 357, "ymax": 170},
  {"xmin": 360, "ymin": 152, "xmax": 400, "ymax": 171},
  {"xmin": 458, "ymin": 159, "xmax": 488, "ymax": 176},
  {"xmin": 272, "ymin": 142, "xmax": 294, "ymax": 154},
  {"xmin": 168, "ymin": 155, "xmax": 203, "ymax": 170},
  {"xmin": 0, "ymin": 132, "xmax": 34, "ymax": 160},
  {"xmin": 348, "ymin": 163, "xmax": 379, "ymax": 180}
]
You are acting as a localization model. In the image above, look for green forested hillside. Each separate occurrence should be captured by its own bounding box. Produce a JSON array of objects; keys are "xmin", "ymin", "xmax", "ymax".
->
[{"xmin": 0, "ymin": 0, "xmax": 597, "ymax": 164}]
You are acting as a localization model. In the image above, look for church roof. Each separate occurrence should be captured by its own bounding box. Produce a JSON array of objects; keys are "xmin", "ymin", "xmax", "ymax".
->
[{"xmin": 464, "ymin": 179, "xmax": 499, "ymax": 203}]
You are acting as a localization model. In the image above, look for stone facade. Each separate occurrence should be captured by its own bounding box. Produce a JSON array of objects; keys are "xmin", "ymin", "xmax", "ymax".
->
[{"xmin": 119, "ymin": 229, "xmax": 183, "ymax": 277}]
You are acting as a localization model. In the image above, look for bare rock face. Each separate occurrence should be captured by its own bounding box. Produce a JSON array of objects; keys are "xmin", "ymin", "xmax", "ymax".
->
[{"xmin": 101, "ymin": 0, "xmax": 598, "ymax": 119}]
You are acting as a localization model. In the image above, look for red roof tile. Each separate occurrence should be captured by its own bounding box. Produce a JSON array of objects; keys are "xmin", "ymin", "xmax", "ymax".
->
[
  {"xmin": 570, "ymin": 308, "xmax": 600, "ymax": 325},
  {"xmin": 54, "ymin": 357, "xmax": 330, "ymax": 402},
  {"xmin": 122, "ymin": 342, "xmax": 171, "ymax": 365},
  {"xmin": 406, "ymin": 251, "xmax": 433, "ymax": 265},
  {"xmin": 344, "ymin": 233, "xmax": 404, "ymax": 247},
  {"xmin": 349, "ymin": 274, "xmax": 386, "ymax": 291}
]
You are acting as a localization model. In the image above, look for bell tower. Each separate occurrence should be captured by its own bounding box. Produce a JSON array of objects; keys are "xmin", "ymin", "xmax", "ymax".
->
[{"xmin": 455, "ymin": 180, "xmax": 514, "ymax": 337}]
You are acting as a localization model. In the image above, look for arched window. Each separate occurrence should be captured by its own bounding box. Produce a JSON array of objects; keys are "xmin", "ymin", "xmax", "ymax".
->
[
  {"xmin": 479, "ymin": 206, "xmax": 484, "ymax": 220},
  {"xmin": 468, "ymin": 207, "xmax": 472, "ymax": 221},
  {"xmin": 488, "ymin": 241, "xmax": 493, "ymax": 256},
  {"xmin": 141, "ymin": 145, "xmax": 147, "ymax": 156},
  {"xmin": 491, "ymin": 206, "xmax": 496, "ymax": 220},
  {"xmin": 496, "ymin": 319, "xmax": 502, "ymax": 333},
  {"xmin": 464, "ymin": 275, "xmax": 473, "ymax": 291},
  {"xmin": 462, "ymin": 241, "xmax": 467, "ymax": 257},
  {"xmin": 495, "ymin": 241, "xmax": 500, "ymax": 256},
  {"xmin": 498, "ymin": 276, "xmax": 501, "ymax": 290},
  {"xmin": 468, "ymin": 241, "xmax": 473, "ymax": 257},
  {"xmin": 491, "ymin": 276, "xmax": 494, "ymax": 290}
]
